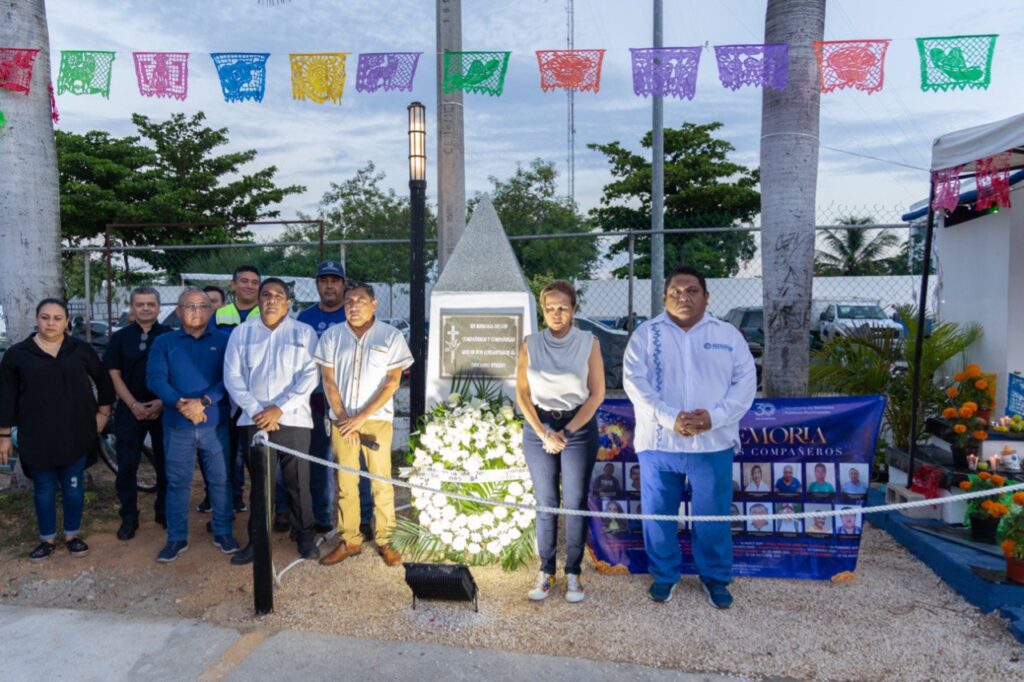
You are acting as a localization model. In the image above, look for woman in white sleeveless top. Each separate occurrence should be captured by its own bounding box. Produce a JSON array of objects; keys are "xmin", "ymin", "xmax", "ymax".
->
[{"xmin": 515, "ymin": 280, "xmax": 605, "ymax": 603}]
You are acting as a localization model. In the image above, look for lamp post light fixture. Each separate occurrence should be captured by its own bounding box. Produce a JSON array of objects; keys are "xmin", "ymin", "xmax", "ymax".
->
[{"xmin": 408, "ymin": 102, "xmax": 428, "ymax": 427}]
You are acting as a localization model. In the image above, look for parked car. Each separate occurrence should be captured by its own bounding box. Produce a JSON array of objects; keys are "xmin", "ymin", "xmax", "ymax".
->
[
  {"xmin": 611, "ymin": 314, "xmax": 648, "ymax": 332},
  {"xmin": 574, "ymin": 316, "xmax": 627, "ymax": 389},
  {"xmin": 382, "ymin": 317, "xmax": 411, "ymax": 343},
  {"xmin": 721, "ymin": 306, "xmax": 764, "ymax": 357},
  {"xmin": 818, "ymin": 301, "xmax": 904, "ymax": 343}
]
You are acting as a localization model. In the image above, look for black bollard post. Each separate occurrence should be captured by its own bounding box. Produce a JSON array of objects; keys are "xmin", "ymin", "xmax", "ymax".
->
[{"xmin": 251, "ymin": 431, "xmax": 274, "ymax": 615}]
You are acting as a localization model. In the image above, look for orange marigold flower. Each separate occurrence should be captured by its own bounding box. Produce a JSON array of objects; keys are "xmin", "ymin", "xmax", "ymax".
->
[
  {"xmin": 963, "ymin": 401, "xmax": 978, "ymax": 412},
  {"xmin": 978, "ymin": 472, "xmax": 992, "ymax": 480},
  {"xmin": 1012, "ymin": 492, "xmax": 1024, "ymax": 505},
  {"xmin": 991, "ymin": 504, "xmax": 1009, "ymax": 518},
  {"xmin": 1003, "ymin": 539, "xmax": 1018, "ymax": 558},
  {"xmin": 991, "ymin": 475, "xmax": 1005, "ymax": 486},
  {"xmin": 947, "ymin": 387, "xmax": 959, "ymax": 398},
  {"xmin": 975, "ymin": 379, "xmax": 989, "ymax": 391},
  {"xmin": 959, "ymin": 481, "xmax": 973, "ymax": 490},
  {"xmin": 965, "ymin": 364, "xmax": 982, "ymax": 378},
  {"xmin": 981, "ymin": 499, "xmax": 993, "ymax": 509},
  {"xmin": 972, "ymin": 430, "xmax": 988, "ymax": 441},
  {"xmin": 942, "ymin": 407, "xmax": 958, "ymax": 419},
  {"xmin": 953, "ymin": 424, "xmax": 968, "ymax": 434},
  {"xmin": 954, "ymin": 372, "xmax": 967, "ymax": 382},
  {"xmin": 959, "ymin": 407, "xmax": 975, "ymax": 419}
]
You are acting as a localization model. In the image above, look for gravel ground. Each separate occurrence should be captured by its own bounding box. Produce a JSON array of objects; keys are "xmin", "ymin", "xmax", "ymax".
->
[{"xmin": 1, "ymin": 514, "xmax": 1020, "ymax": 681}]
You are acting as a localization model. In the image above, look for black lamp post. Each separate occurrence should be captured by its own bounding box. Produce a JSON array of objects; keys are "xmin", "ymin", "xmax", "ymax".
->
[{"xmin": 408, "ymin": 102, "xmax": 427, "ymax": 428}]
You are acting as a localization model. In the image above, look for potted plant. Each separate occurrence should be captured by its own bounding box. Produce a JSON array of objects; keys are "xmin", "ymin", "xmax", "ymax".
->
[
  {"xmin": 999, "ymin": 492, "xmax": 1024, "ymax": 584},
  {"xmin": 958, "ymin": 472, "xmax": 1010, "ymax": 542},
  {"xmin": 810, "ymin": 307, "xmax": 982, "ymax": 460},
  {"xmin": 939, "ymin": 394, "xmax": 989, "ymax": 469}
]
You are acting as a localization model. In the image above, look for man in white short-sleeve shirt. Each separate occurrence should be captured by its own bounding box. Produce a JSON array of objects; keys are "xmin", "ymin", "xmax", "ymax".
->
[{"xmin": 314, "ymin": 282, "xmax": 413, "ymax": 567}]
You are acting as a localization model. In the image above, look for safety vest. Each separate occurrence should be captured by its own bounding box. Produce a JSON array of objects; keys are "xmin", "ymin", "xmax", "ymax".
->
[{"xmin": 215, "ymin": 303, "xmax": 259, "ymax": 329}]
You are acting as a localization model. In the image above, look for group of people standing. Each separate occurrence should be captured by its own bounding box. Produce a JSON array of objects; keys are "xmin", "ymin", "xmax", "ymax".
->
[
  {"xmin": 0, "ymin": 260, "xmax": 412, "ymax": 569},
  {"xmin": 2, "ymin": 262, "xmax": 756, "ymax": 609},
  {"xmin": 516, "ymin": 266, "xmax": 756, "ymax": 608}
]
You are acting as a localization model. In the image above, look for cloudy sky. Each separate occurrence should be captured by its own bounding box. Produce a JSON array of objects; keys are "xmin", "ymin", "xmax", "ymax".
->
[{"xmin": 44, "ymin": 0, "xmax": 1024, "ymax": 229}]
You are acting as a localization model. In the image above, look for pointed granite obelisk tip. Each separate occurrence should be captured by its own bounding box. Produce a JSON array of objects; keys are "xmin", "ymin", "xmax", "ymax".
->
[{"xmin": 433, "ymin": 194, "xmax": 530, "ymax": 294}]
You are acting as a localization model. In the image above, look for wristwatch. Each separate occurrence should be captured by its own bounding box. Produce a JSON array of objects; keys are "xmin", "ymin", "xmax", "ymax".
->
[
  {"xmin": 563, "ymin": 426, "xmax": 576, "ymax": 439},
  {"xmin": 200, "ymin": 396, "xmax": 212, "ymax": 408}
]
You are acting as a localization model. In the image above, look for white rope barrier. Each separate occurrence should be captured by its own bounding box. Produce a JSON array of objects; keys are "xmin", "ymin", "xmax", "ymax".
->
[{"xmin": 253, "ymin": 431, "xmax": 1024, "ymax": 523}]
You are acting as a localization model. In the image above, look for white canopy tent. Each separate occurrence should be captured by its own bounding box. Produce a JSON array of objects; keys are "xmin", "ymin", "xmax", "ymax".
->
[{"xmin": 907, "ymin": 113, "xmax": 1024, "ymax": 475}]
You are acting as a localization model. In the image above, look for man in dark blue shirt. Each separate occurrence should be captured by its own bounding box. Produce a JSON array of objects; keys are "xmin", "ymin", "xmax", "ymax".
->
[
  {"xmin": 103, "ymin": 287, "xmax": 171, "ymax": 540},
  {"xmin": 146, "ymin": 289, "xmax": 239, "ymax": 563}
]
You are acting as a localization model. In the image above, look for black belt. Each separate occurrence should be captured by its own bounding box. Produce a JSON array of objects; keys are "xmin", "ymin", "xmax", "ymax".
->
[{"xmin": 535, "ymin": 405, "xmax": 581, "ymax": 421}]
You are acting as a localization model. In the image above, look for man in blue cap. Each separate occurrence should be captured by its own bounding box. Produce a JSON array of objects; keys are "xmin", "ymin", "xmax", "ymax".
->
[{"xmin": 289, "ymin": 261, "xmax": 372, "ymax": 537}]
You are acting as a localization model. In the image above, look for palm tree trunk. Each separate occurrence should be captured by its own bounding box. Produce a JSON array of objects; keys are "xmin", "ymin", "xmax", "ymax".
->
[
  {"xmin": 0, "ymin": 0, "xmax": 61, "ymax": 343},
  {"xmin": 759, "ymin": 0, "xmax": 825, "ymax": 396}
]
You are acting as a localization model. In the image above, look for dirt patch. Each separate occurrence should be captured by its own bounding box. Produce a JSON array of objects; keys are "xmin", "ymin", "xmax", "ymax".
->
[{"xmin": 1, "ymin": 469, "xmax": 1021, "ymax": 680}]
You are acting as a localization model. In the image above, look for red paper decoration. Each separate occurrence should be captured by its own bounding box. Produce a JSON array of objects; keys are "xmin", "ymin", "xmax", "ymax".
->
[
  {"xmin": 536, "ymin": 49, "xmax": 605, "ymax": 93},
  {"xmin": 931, "ymin": 165, "xmax": 964, "ymax": 212},
  {"xmin": 0, "ymin": 47, "xmax": 40, "ymax": 95},
  {"xmin": 813, "ymin": 40, "xmax": 890, "ymax": 94},
  {"xmin": 975, "ymin": 151, "xmax": 1012, "ymax": 211}
]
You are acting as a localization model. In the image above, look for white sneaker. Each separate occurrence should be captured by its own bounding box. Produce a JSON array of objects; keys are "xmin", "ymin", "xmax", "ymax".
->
[
  {"xmin": 527, "ymin": 572, "xmax": 557, "ymax": 601},
  {"xmin": 565, "ymin": 574, "xmax": 585, "ymax": 603}
]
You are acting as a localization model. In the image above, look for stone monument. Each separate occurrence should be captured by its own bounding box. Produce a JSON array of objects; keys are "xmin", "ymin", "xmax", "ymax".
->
[{"xmin": 426, "ymin": 195, "xmax": 536, "ymax": 406}]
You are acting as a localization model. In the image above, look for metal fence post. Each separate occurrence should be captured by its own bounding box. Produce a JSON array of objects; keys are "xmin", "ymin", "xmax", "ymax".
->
[
  {"xmin": 251, "ymin": 431, "xmax": 274, "ymax": 615},
  {"xmin": 83, "ymin": 254, "xmax": 92, "ymax": 343},
  {"xmin": 627, "ymin": 230, "xmax": 636, "ymax": 326}
]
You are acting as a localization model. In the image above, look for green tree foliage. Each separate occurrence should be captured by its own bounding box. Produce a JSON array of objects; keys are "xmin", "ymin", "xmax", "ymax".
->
[
  {"xmin": 57, "ymin": 112, "xmax": 304, "ymax": 277},
  {"xmin": 813, "ymin": 216, "xmax": 901, "ymax": 276},
  {"xmin": 588, "ymin": 122, "xmax": 759, "ymax": 279},
  {"xmin": 469, "ymin": 159, "xmax": 599, "ymax": 280},
  {"xmin": 283, "ymin": 162, "xmax": 437, "ymax": 284}
]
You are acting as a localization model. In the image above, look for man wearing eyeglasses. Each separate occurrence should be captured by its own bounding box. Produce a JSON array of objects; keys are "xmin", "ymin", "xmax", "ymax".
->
[
  {"xmin": 103, "ymin": 287, "xmax": 171, "ymax": 541},
  {"xmin": 224, "ymin": 278, "xmax": 320, "ymax": 563},
  {"xmin": 146, "ymin": 289, "xmax": 239, "ymax": 563},
  {"xmin": 624, "ymin": 265, "xmax": 756, "ymax": 609}
]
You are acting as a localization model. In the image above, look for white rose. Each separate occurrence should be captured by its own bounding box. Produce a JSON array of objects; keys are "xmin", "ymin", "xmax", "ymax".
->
[
  {"xmin": 507, "ymin": 482, "xmax": 524, "ymax": 497},
  {"xmin": 485, "ymin": 540, "xmax": 501, "ymax": 555},
  {"xmin": 480, "ymin": 511, "xmax": 495, "ymax": 527},
  {"xmin": 447, "ymin": 392, "xmax": 462, "ymax": 405},
  {"xmin": 470, "ymin": 532, "xmax": 482, "ymax": 543},
  {"xmin": 441, "ymin": 505, "xmax": 457, "ymax": 521},
  {"xmin": 432, "ymin": 493, "xmax": 448, "ymax": 509},
  {"xmin": 517, "ymin": 514, "xmax": 532, "ymax": 529},
  {"xmin": 500, "ymin": 405, "xmax": 515, "ymax": 420},
  {"xmin": 509, "ymin": 527, "xmax": 522, "ymax": 541},
  {"xmin": 493, "ymin": 506, "xmax": 509, "ymax": 520},
  {"xmin": 452, "ymin": 536, "xmax": 467, "ymax": 551},
  {"xmin": 502, "ymin": 453, "xmax": 518, "ymax": 466},
  {"xmin": 466, "ymin": 515, "xmax": 482, "ymax": 531},
  {"xmin": 440, "ymin": 531, "xmax": 454, "ymax": 545},
  {"xmin": 467, "ymin": 542, "xmax": 481, "ymax": 555}
]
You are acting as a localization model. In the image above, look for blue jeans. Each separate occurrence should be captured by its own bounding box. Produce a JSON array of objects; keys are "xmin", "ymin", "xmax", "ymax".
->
[
  {"xmin": 523, "ymin": 415, "xmax": 599, "ymax": 575},
  {"xmin": 275, "ymin": 409, "xmax": 371, "ymax": 526},
  {"xmin": 639, "ymin": 448, "xmax": 734, "ymax": 585},
  {"xmin": 32, "ymin": 456, "xmax": 87, "ymax": 541},
  {"xmin": 164, "ymin": 424, "xmax": 232, "ymax": 542}
]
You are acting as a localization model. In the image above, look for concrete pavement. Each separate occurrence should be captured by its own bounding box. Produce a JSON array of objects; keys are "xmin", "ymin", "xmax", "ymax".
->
[{"xmin": 0, "ymin": 604, "xmax": 745, "ymax": 681}]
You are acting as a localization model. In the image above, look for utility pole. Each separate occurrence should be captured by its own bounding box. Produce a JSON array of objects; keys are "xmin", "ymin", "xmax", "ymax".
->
[
  {"xmin": 566, "ymin": 0, "xmax": 575, "ymax": 203},
  {"xmin": 650, "ymin": 0, "xmax": 665, "ymax": 316},
  {"xmin": 436, "ymin": 0, "xmax": 466, "ymax": 273}
]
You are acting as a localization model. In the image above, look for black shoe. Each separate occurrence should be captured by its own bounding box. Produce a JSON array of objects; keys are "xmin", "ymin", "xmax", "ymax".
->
[
  {"xmin": 196, "ymin": 498, "xmax": 212, "ymax": 514},
  {"xmin": 28, "ymin": 541, "xmax": 57, "ymax": 562},
  {"xmin": 154, "ymin": 514, "xmax": 166, "ymax": 529},
  {"xmin": 298, "ymin": 537, "xmax": 320, "ymax": 560},
  {"xmin": 230, "ymin": 544, "xmax": 254, "ymax": 565},
  {"xmin": 117, "ymin": 518, "xmax": 139, "ymax": 541},
  {"xmin": 234, "ymin": 498, "xmax": 248, "ymax": 513},
  {"xmin": 314, "ymin": 522, "xmax": 334, "ymax": 534},
  {"xmin": 273, "ymin": 513, "xmax": 290, "ymax": 532},
  {"xmin": 66, "ymin": 537, "xmax": 90, "ymax": 558}
]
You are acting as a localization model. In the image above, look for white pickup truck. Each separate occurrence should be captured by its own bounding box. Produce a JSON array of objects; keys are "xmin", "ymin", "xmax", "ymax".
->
[{"xmin": 817, "ymin": 301, "xmax": 904, "ymax": 343}]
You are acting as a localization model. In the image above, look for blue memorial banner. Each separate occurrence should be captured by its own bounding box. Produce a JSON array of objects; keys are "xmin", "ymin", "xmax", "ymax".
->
[
  {"xmin": 588, "ymin": 395, "xmax": 886, "ymax": 580},
  {"xmin": 1007, "ymin": 373, "xmax": 1024, "ymax": 419}
]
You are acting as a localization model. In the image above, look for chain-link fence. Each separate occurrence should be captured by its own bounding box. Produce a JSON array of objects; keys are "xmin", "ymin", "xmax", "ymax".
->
[{"xmin": 61, "ymin": 205, "xmax": 931, "ymax": 339}]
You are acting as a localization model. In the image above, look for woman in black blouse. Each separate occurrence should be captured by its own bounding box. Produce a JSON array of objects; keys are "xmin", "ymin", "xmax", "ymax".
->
[{"xmin": 0, "ymin": 299, "xmax": 114, "ymax": 561}]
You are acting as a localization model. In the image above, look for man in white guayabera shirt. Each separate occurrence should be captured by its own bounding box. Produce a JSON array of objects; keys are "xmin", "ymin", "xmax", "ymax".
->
[
  {"xmin": 223, "ymin": 278, "xmax": 320, "ymax": 565},
  {"xmin": 315, "ymin": 282, "xmax": 413, "ymax": 568},
  {"xmin": 623, "ymin": 265, "xmax": 756, "ymax": 609}
]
